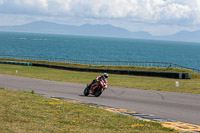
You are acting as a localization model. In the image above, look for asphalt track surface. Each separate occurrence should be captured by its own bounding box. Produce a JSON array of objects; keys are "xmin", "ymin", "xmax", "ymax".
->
[{"xmin": 1, "ymin": 74, "xmax": 200, "ymax": 125}]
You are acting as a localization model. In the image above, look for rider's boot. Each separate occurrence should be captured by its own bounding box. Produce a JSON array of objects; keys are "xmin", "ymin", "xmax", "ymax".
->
[
  {"xmin": 88, "ymin": 84, "xmax": 92, "ymax": 89},
  {"xmin": 88, "ymin": 80, "xmax": 95, "ymax": 89}
]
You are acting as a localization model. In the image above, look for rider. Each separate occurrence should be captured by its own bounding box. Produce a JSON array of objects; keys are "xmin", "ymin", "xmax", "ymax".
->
[{"xmin": 88, "ymin": 73, "xmax": 108, "ymax": 89}]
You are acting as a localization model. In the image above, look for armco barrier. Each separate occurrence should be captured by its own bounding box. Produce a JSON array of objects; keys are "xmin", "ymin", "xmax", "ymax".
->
[
  {"xmin": 31, "ymin": 63, "xmax": 191, "ymax": 79},
  {"xmin": 0, "ymin": 61, "xmax": 32, "ymax": 66},
  {"xmin": 0, "ymin": 55, "xmax": 199, "ymax": 73},
  {"xmin": 0, "ymin": 61, "xmax": 191, "ymax": 79}
]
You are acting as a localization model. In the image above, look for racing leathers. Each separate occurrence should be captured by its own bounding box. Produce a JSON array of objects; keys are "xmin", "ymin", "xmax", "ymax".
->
[{"xmin": 88, "ymin": 75, "xmax": 107, "ymax": 89}]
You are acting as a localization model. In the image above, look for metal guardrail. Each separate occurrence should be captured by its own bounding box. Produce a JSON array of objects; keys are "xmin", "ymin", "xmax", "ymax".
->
[
  {"xmin": 0, "ymin": 55, "xmax": 199, "ymax": 73},
  {"xmin": 0, "ymin": 60, "xmax": 32, "ymax": 66}
]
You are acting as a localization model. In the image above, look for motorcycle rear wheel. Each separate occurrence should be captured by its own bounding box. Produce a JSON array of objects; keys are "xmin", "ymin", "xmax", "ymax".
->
[{"xmin": 94, "ymin": 88, "xmax": 103, "ymax": 97}]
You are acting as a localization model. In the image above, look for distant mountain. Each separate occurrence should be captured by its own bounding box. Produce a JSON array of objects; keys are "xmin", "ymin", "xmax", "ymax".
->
[
  {"xmin": 0, "ymin": 21, "xmax": 132, "ymax": 38},
  {"xmin": 157, "ymin": 30, "xmax": 200, "ymax": 42},
  {"xmin": 0, "ymin": 21, "xmax": 199, "ymax": 42}
]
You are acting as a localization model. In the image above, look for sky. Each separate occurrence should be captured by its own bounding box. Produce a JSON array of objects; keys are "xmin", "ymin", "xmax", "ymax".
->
[{"xmin": 0, "ymin": 0, "xmax": 200, "ymax": 36}]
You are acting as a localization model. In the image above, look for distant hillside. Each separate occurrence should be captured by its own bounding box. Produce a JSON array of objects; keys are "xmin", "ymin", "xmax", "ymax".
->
[
  {"xmin": 157, "ymin": 30, "xmax": 200, "ymax": 42},
  {"xmin": 0, "ymin": 21, "xmax": 199, "ymax": 42},
  {"xmin": 0, "ymin": 21, "xmax": 133, "ymax": 38}
]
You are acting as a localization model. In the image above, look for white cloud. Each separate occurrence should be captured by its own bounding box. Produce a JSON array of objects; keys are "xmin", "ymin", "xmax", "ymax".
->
[
  {"xmin": 0, "ymin": 0, "xmax": 199, "ymax": 25},
  {"xmin": 66, "ymin": 0, "xmax": 199, "ymax": 25},
  {"xmin": 0, "ymin": 0, "xmax": 4, "ymax": 5},
  {"xmin": 157, "ymin": 3, "xmax": 191, "ymax": 25},
  {"xmin": 0, "ymin": 0, "xmax": 200, "ymax": 35}
]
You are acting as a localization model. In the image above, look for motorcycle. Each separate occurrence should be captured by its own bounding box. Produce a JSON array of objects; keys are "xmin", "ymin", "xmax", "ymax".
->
[{"xmin": 83, "ymin": 79, "xmax": 108, "ymax": 97}]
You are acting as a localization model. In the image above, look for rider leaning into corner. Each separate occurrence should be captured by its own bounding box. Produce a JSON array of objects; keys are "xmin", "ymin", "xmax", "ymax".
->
[{"xmin": 88, "ymin": 73, "xmax": 108, "ymax": 89}]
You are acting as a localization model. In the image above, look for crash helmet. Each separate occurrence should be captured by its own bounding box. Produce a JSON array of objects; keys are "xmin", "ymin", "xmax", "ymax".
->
[{"xmin": 103, "ymin": 73, "xmax": 108, "ymax": 79}]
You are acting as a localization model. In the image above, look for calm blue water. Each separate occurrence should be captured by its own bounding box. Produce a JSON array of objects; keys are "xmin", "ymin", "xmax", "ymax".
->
[{"xmin": 0, "ymin": 31, "xmax": 200, "ymax": 69}]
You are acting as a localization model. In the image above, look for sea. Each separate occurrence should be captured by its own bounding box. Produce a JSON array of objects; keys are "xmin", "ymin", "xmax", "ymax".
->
[{"xmin": 0, "ymin": 31, "xmax": 200, "ymax": 69}]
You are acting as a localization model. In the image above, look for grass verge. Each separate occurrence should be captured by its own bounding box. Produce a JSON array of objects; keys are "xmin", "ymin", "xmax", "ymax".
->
[
  {"xmin": 0, "ymin": 63, "xmax": 200, "ymax": 94},
  {"xmin": 0, "ymin": 89, "xmax": 177, "ymax": 133}
]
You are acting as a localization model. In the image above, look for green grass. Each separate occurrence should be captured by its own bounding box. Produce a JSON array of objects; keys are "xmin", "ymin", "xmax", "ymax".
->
[
  {"xmin": 0, "ymin": 63, "xmax": 200, "ymax": 94},
  {"xmin": 0, "ymin": 89, "xmax": 177, "ymax": 132}
]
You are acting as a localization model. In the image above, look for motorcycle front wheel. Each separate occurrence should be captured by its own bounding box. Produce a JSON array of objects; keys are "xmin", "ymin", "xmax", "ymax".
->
[{"xmin": 94, "ymin": 88, "xmax": 103, "ymax": 97}]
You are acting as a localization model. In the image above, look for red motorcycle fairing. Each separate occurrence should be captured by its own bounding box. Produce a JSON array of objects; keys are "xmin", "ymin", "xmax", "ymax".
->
[{"xmin": 90, "ymin": 83, "xmax": 100, "ymax": 95}]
